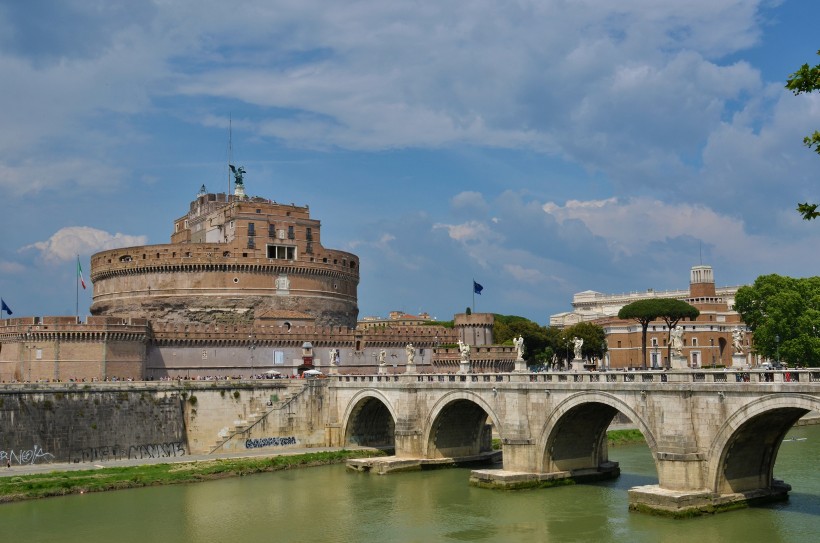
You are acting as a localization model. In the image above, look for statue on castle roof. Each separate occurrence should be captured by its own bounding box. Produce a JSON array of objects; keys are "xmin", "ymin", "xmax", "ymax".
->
[{"xmin": 229, "ymin": 164, "xmax": 246, "ymax": 186}]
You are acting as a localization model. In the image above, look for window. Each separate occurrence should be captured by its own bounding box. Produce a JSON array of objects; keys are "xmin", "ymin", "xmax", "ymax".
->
[
  {"xmin": 287, "ymin": 226, "xmax": 295, "ymax": 240},
  {"xmin": 306, "ymin": 228, "xmax": 313, "ymax": 241},
  {"xmin": 248, "ymin": 222, "xmax": 255, "ymax": 236},
  {"xmin": 266, "ymin": 245, "xmax": 296, "ymax": 260},
  {"xmin": 692, "ymin": 338, "xmax": 698, "ymax": 347},
  {"xmin": 269, "ymin": 224, "xmax": 276, "ymax": 238},
  {"xmin": 306, "ymin": 242, "xmax": 313, "ymax": 254}
]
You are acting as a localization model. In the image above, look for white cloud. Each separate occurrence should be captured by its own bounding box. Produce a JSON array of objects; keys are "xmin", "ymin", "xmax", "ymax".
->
[
  {"xmin": 0, "ymin": 261, "xmax": 26, "ymax": 274},
  {"xmin": 503, "ymin": 264, "xmax": 548, "ymax": 284},
  {"xmin": 21, "ymin": 227, "xmax": 148, "ymax": 264}
]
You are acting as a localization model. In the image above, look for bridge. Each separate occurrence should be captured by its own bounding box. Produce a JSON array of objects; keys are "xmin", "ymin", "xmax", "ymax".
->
[{"xmin": 323, "ymin": 369, "xmax": 820, "ymax": 516}]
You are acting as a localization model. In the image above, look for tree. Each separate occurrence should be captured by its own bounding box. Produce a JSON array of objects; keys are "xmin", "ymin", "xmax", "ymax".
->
[
  {"xmin": 655, "ymin": 299, "xmax": 700, "ymax": 367},
  {"xmin": 565, "ymin": 322, "xmax": 607, "ymax": 363},
  {"xmin": 617, "ymin": 298, "xmax": 699, "ymax": 369},
  {"xmin": 786, "ymin": 50, "xmax": 820, "ymax": 220},
  {"xmin": 734, "ymin": 274, "xmax": 820, "ymax": 367},
  {"xmin": 493, "ymin": 314, "xmax": 550, "ymax": 365}
]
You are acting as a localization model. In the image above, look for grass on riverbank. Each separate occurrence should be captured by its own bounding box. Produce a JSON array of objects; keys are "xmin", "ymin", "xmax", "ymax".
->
[
  {"xmin": 607, "ymin": 429, "xmax": 645, "ymax": 446},
  {"xmin": 0, "ymin": 449, "xmax": 386, "ymax": 504},
  {"xmin": 490, "ymin": 429, "xmax": 644, "ymax": 451}
]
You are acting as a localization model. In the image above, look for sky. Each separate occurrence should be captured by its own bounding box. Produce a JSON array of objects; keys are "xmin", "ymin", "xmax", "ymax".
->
[{"xmin": 1, "ymin": 0, "xmax": 820, "ymax": 325}]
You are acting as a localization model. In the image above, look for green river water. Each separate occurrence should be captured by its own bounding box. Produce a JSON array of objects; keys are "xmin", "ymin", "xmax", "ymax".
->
[{"xmin": 3, "ymin": 425, "xmax": 819, "ymax": 543}]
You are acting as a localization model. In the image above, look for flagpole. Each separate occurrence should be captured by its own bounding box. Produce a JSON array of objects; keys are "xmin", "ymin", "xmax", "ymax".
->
[
  {"xmin": 472, "ymin": 279, "xmax": 475, "ymax": 313},
  {"xmin": 76, "ymin": 255, "xmax": 79, "ymax": 319}
]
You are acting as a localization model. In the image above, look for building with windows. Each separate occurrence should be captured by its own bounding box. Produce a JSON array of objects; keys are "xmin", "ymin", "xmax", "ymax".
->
[
  {"xmin": 550, "ymin": 265, "xmax": 756, "ymax": 369},
  {"xmin": 91, "ymin": 187, "xmax": 360, "ymax": 328}
]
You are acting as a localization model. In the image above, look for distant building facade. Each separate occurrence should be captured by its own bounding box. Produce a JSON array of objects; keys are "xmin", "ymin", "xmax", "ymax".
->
[{"xmin": 551, "ymin": 265, "xmax": 757, "ymax": 369}]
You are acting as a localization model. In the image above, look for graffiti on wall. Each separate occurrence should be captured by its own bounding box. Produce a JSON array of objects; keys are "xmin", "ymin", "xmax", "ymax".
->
[
  {"xmin": 70, "ymin": 441, "xmax": 186, "ymax": 463},
  {"xmin": 245, "ymin": 436, "xmax": 297, "ymax": 449},
  {"xmin": 1, "ymin": 445, "xmax": 55, "ymax": 465}
]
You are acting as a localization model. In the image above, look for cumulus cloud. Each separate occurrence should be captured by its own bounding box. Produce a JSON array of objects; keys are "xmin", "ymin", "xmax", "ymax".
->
[{"xmin": 22, "ymin": 227, "xmax": 148, "ymax": 264}]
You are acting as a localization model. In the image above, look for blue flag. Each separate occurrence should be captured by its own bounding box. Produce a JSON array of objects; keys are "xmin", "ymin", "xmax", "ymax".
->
[
  {"xmin": 473, "ymin": 281, "xmax": 484, "ymax": 295},
  {"xmin": 1, "ymin": 298, "xmax": 12, "ymax": 315}
]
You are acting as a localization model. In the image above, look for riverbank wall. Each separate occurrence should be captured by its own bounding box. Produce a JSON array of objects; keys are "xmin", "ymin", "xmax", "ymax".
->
[{"xmin": 0, "ymin": 380, "xmax": 329, "ymax": 465}]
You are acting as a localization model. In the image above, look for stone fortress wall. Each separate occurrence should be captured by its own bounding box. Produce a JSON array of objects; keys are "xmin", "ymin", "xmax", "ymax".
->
[
  {"xmin": 90, "ymin": 242, "xmax": 359, "ymax": 327},
  {"xmin": 91, "ymin": 192, "xmax": 359, "ymax": 328},
  {"xmin": 0, "ymin": 183, "xmax": 516, "ymax": 383}
]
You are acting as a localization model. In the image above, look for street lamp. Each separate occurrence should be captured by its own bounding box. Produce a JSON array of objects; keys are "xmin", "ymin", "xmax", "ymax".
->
[
  {"xmin": 248, "ymin": 333, "xmax": 256, "ymax": 379},
  {"xmin": 710, "ymin": 338, "xmax": 714, "ymax": 368},
  {"xmin": 775, "ymin": 334, "xmax": 780, "ymax": 366}
]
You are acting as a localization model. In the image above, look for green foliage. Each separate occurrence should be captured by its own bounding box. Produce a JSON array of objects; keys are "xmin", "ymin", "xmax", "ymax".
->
[
  {"xmin": 606, "ymin": 429, "xmax": 645, "ymax": 446},
  {"xmin": 493, "ymin": 314, "xmax": 551, "ymax": 364},
  {"xmin": 618, "ymin": 298, "xmax": 699, "ymax": 368},
  {"xmin": 466, "ymin": 307, "xmax": 472, "ymax": 315},
  {"xmin": 421, "ymin": 320, "xmax": 454, "ymax": 328},
  {"xmin": 564, "ymin": 321, "xmax": 608, "ymax": 361},
  {"xmin": 786, "ymin": 50, "xmax": 820, "ymax": 219},
  {"xmin": 734, "ymin": 274, "xmax": 820, "ymax": 367}
]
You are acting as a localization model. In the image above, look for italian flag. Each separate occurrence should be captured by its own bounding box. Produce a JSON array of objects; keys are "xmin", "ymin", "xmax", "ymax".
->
[{"xmin": 77, "ymin": 257, "xmax": 87, "ymax": 290}]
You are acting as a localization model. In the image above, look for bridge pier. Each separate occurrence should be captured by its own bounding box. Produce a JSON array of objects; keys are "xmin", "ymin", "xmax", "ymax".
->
[{"xmin": 628, "ymin": 480, "xmax": 791, "ymax": 517}]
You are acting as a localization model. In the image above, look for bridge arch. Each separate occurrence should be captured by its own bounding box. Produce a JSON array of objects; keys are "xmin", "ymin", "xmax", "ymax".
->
[
  {"xmin": 422, "ymin": 391, "xmax": 502, "ymax": 459},
  {"xmin": 536, "ymin": 391, "xmax": 658, "ymax": 474},
  {"xmin": 340, "ymin": 389, "xmax": 398, "ymax": 449},
  {"xmin": 706, "ymin": 394, "xmax": 819, "ymax": 495}
]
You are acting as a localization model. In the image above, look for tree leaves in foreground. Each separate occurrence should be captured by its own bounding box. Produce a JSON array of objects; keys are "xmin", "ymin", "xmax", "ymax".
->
[{"xmin": 786, "ymin": 49, "xmax": 820, "ymax": 220}]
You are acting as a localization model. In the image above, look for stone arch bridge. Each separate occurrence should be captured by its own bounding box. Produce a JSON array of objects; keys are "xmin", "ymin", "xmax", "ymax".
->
[{"xmin": 324, "ymin": 369, "xmax": 820, "ymax": 516}]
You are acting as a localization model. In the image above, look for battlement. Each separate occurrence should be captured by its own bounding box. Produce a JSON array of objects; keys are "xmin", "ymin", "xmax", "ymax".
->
[{"xmin": 90, "ymin": 243, "xmax": 359, "ymax": 282}]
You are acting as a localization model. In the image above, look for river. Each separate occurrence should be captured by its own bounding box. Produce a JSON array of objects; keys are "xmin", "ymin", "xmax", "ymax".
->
[{"xmin": 4, "ymin": 425, "xmax": 819, "ymax": 542}]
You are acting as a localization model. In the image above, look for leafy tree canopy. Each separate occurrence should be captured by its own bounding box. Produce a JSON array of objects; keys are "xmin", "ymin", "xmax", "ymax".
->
[
  {"xmin": 493, "ymin": 314, "xmax": 552, "ymax": 364},
  {"xmin": 734, "ymin": 274, "xmax": 820, "ymax": 367},
  {"xmin": 563, "ymin": 321, "xmax": 607, "ymax": 361},
  {"xmin": 786, "ymin": 49, "xmax": 820, "ymax": 220}
]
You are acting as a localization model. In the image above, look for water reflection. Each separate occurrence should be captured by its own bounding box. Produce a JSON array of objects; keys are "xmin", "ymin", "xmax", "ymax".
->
[{"xmin": 3, "ymin": 425, "xmax": 819, "ymax": 543}]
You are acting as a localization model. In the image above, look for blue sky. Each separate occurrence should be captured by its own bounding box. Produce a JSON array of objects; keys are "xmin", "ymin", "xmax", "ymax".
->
[{"xmin": 1, "ymin": 0, "xmax": 820, "ymax": 324}]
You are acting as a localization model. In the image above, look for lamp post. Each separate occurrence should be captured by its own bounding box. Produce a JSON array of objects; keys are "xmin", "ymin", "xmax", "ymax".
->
[
  {"xmin": 601, "ymin": 340, "xmax": 607, "ymax": 371},
  {"xmin": 248, "ymin": 333, "xmax": 256, "ymax": 379},
  {"xmin": 565, "ymin": 339, "xmax": 570, "ymax": 370},
  {"xmin": 710, "ymin": 338, "xmax": 715, "ymax": 368},
  {"xmin": 775, "ymin": 334, "xmax": 780, "ymax": 366}
]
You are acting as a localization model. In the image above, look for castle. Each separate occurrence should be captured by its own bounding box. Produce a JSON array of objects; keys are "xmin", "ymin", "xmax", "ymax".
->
[{"xmin": 0, "ymin": 179, "xmax": 514, "ymax": 382}]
